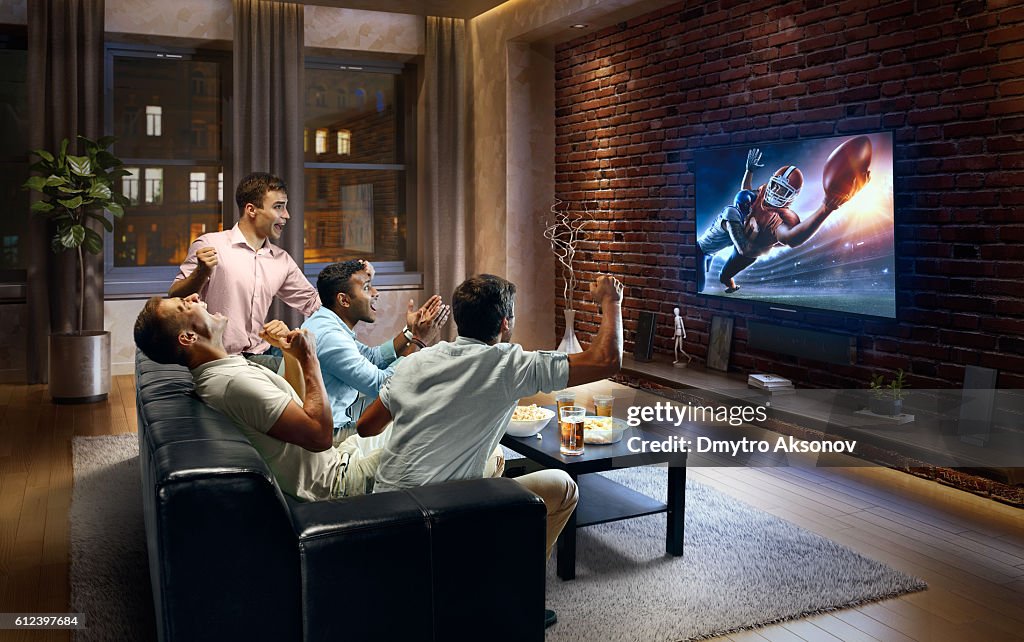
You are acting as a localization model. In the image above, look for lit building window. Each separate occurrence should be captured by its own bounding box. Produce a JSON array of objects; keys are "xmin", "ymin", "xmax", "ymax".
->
[
  {"xmin": 315, "ymin": 128, "xmax": 328, "ymax": 154},
  {"xmin": 123, "ymin": 167, "xmax": 140, "ymax": 205},
  {"xmin": 145, "ymin": 105, "xmax": 162, "ymax": 136},
  {"xmin": 144, "ymin": 168, "xmax": 163, "ymax": 204},
  {"xmin": 337, "ymin": 130, "xmax": 351, "ymax": 155},
  {"xmin": 189, "ymin": 172, "xmax": 206, "ymax": 202},
  {"xmin": 218, "ymin": 172, "xmax": 223, "ymax": 202},
  {"xmin": 303, "ymin": 128, "xmax": 309, "ymax": 153}
]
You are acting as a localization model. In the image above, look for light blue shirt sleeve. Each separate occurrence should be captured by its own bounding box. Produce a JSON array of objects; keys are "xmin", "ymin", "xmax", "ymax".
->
[
  {"xmin": 505, "ymin": 347, "xmax": 570, "ymax": 401},
  {"xmin": 356, "ymin": 337, "xmax": 398, "ymax": 368},
  {"xmin": 317, "ymin": 329, "xmax": 399, "ymax": 397}
]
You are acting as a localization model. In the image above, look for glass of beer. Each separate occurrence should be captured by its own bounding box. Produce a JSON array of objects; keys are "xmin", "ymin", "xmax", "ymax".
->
[
  {"xmin": 593, "ymin": 394, "xmax": 614, "ymax": 417},
  {"xmin": 555, "ymin": 390, "xmax": 576, "ymax": 420},
  {"xmin": 559, "ymin": 405, "xmax": 586, "ymax": 456}
]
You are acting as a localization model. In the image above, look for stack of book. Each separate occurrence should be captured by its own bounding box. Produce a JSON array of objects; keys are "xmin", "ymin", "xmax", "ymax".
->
[{"xmin": 748, "ymin": 374, "xmax": 795, "ymax": 394}]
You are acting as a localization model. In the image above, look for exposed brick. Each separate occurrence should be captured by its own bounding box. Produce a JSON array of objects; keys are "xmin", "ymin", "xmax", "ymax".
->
[{"xmin": 552, "ymin": 0, "xmax": 1022, "ymax": 387}]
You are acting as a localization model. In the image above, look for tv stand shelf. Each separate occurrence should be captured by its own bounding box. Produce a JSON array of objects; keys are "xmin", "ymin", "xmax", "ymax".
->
[{"xmin": 620, "ymin": 356, "xmax": 1021, "ymax": 472}]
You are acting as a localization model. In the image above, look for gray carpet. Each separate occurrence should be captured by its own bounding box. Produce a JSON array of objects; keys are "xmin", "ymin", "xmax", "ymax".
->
[{"xmin": 71, "ymin": 435, "xmax": 925, "ymax": 642}]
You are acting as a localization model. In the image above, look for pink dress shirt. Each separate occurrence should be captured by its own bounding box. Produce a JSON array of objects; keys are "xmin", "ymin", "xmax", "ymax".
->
[{"xmin": 174, "ymin": 225, "xmax": 321, "ymax": 355}]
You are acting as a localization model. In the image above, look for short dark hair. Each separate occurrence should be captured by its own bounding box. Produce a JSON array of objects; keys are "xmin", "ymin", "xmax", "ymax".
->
[
  {"xmin": 317, "ymin": 261, "xmax": 367, "ymax": 310},
  {"xmin": 133, "ymin": 296, "xmax": 187, "ymax": 365},
  {"xmin": 235, "ymin": 172, "xmax": 287, "ymax": 213},
  {"xmin": 452, "ymin": 274, "xmax": 516, "ymax": 342}
]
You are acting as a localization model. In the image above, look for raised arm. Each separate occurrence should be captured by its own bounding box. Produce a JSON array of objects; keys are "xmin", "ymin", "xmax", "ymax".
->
[
  {"xmin": 725, "ymin": 216, "xmax": 760, "ymax": 257},
  {"xmin": 168, "ymin": 244, "xmax": 218, "ymax": 298},
  {"xmin": 566, "ymin": 276, "xmax": 624, "ymax": 387},
  {"xmin": 265, "ymin": 328, "xmax": 334, "ymax": 452},
  {"xmin": 742, "ymin": 148, "xmax": 763, "ymax": 191}
]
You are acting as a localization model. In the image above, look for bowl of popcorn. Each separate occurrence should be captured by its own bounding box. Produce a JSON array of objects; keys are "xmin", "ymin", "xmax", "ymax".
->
[
  {"xmin": 582, "ymin": 416, "xmax": 629, "ymax": 444},
  {"xmin": 507, "ymin": 404, "xmax": 556, "ymax": 437}
]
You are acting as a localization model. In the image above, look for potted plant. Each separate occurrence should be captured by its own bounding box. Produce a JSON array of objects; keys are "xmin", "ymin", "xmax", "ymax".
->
[
  {"xmin": 869, "ymin": 368, "xmax": 908, "ymax": 416},
  {"xmin": 24, "ymin": 135, "xmax": 129, "ymax": 403}
]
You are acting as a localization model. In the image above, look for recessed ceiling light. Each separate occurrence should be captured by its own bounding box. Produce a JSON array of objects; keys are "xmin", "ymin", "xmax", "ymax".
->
[{"xmin": 570, "ymin": 23, "xmax": 588, "ymax": 29}]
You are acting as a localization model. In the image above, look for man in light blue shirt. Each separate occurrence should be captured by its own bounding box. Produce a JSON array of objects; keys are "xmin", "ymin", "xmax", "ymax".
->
[{"xmin": 301, "ymin": 260, "xmax": 449, "ymax": 443}]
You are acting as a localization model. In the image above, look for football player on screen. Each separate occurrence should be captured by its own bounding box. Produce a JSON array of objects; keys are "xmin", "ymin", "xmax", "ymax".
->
[
  {"xmin": 695, "ymin": 184, "xmax": 759, "ymax": 293},
  {"xmin": 714, "ymin": 137, "xmax": 873, "ymax": 293}
]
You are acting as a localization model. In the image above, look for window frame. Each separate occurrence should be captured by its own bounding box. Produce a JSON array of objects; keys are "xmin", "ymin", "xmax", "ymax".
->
[
  {"xmin": 0, "ymin": 27, "xmax": 29, "ymax": 298},
  {"xmin": 302, "ymin": 57, "xmax": 419, "ymax": 289},
  {"xmin": 103, "ymin": 43, "xmax": 234, "ymax": 297}
]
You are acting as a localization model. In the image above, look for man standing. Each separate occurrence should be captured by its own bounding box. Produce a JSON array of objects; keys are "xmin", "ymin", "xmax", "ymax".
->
[
  {"xmin": 357, "ymin": 273, "xmax": 624, "ymax": 628},
  {"xmin": 133, "ymin": 293, "xmax": 379, "ymax": 501},
  {"xmin": 170, "ymin": 172, "xmax": 320, "ymax": 365},
  {"xmin": 302, "ymin": 259, "xmax": 450, "ymax": 443}
]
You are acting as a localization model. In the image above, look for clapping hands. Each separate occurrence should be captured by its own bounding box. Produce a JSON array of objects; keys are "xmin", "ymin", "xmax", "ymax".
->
[{"xmin": 406, "ymin": 295, "xmax": 452, "ymax": 344}]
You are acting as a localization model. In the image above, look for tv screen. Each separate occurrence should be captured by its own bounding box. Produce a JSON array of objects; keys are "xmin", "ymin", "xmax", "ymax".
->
[{"xmin": 694, "ymin": 132, "xmax": 895, "ymax": 318}]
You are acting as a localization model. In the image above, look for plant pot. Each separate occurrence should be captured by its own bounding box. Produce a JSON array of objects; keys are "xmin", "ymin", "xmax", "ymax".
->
[
  {"xmin": 556, "ymin": 309, "xmax": 583, "ymax": 354},
  {"xmin": 869, "ymin": 396, "xmax": 902, "ymax": 417},
  {"xmin": 49, "ymin": 331, "xmax": 110, "ymax": 404}
]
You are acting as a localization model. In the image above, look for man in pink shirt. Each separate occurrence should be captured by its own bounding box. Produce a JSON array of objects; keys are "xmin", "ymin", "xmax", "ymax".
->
[{"xmin": 170, "ymin": 172, "xmax": 321, "ymax": 360}]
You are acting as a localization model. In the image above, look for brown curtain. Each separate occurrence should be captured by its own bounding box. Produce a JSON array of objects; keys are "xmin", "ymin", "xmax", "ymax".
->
[
  {"xmin": 233, "ymin": 0, "xmax": 305, "ymax": 328},
  {"xmin": 26, "ymin": 0, "xmax": 105, "ymax": 383},
  {"xmin": 423, "ymin": 17, "xmax": 469, "ymax": 320}
]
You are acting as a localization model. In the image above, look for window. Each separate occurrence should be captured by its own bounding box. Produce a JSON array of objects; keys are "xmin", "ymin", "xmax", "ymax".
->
[
  {"xmin": 109, "ymin": 47, "xmax": 227, "ymax": 270},
  {"xmin": 304, "ymin": 62, "xmax": 409, "ymax": 266},
  {"xmin": 0, "ymin": 42, "xmax": 29, "ymax": 271},
  {"xmin": 145, "ymin": 105, "xmax": 162, "ymax": 136},
  {"xmin": 123, "ymin": 167, "xmax": 140, "ymax": 205},
  {"xmin": 144, "ymin": 168, "xmax": 163, "ymax": 204},
  {"xmin": 190, "ymin": 172, "xmax": 206, "ymax": 202}
]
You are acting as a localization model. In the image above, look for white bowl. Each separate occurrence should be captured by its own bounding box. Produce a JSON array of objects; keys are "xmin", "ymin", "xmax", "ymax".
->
[
  {"xmin": 583, "ymin": 416, "xmax": 628, "ymax": 444},
  {"xmin": 507, "ymin": 407, "xmax": 556, "ymax": 437}
]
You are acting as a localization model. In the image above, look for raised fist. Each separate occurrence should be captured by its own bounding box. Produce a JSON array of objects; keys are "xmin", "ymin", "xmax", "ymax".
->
[{"xmin": 590, "ymin": 275, "xmax": 623, "ymax": 305}]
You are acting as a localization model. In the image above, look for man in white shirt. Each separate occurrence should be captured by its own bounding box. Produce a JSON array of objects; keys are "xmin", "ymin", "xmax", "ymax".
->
[
  {"xmin": 133, "ymin": 293, "xmax": 377, "ymax": 501},
  {"xmin": 357, "ymin": 273, "xmax": 624, "ymax": 628}
]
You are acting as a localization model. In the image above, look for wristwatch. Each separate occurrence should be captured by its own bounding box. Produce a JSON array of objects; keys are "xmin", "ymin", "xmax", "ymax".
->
[{"xmin": 403, "ymin": 326, "xmax": 427, "ymax": 349}]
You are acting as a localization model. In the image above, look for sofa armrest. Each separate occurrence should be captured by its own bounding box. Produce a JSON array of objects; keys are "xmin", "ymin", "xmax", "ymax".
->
[{"xmin": 289, "ymin": 478, "xmax": 546, "ymax": 642}]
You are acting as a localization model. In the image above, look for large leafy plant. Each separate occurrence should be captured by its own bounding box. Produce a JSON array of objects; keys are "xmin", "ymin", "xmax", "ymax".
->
[{"xmin": 24, "ymin": 135, "xmax": 129, "ymax": 333}]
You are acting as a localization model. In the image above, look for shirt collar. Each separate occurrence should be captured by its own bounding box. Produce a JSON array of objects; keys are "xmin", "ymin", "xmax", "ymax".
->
[
  {"xmin": 454, "ymin": 336, "xmax": 489, "ymax": 346},
  {"xmin": 229, "ymin": 223, "xmax": 279, "ymax": 255},
  {"xmin": 314, "ymin": 306, "xmax": 356, "ymax": 338},
  {"xmin": 190, "ymin": 354, "xmax": 247, "ymax": 377}
]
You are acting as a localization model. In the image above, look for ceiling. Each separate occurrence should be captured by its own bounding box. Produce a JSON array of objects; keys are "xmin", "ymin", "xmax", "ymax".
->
[{"xmin": 295, "ymin": 0, "xmax": 510, "ymax": 19}]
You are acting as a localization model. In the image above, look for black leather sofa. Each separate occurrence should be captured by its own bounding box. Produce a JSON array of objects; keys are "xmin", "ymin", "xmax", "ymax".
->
[{"xmin": 135, "ymin": 351, "xmax": 547, "ymax": 641}]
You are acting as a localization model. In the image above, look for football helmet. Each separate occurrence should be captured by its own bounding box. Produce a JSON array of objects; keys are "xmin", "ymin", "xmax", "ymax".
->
[
  {"xmin": 764, "ymin": 166, "xmax": 803, "ymax": 208},
  {"xmin": 733, "ymin": 189, "xmax": 757, "ymax": 215}
]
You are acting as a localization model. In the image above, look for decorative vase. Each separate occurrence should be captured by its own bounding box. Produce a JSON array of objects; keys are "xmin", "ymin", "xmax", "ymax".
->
[{"xmin": 557, "ymin": 309, "xmax": 583, "ymax": 354}]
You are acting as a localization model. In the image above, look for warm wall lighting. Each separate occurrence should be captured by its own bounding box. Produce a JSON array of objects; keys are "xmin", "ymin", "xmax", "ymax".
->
[{"xmin": 570, "ymin": 23, "xmax": 588, "ymax": 29}]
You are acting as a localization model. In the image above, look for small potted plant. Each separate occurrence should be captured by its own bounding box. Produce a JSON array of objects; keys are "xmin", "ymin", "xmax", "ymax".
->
[
  {"xmin": 869, "ymin": 368, "xmax": 907, "ymax": 416},
  {"xmin": 24, "ymin": 135, "xmax": 129, "ymax": 402}
]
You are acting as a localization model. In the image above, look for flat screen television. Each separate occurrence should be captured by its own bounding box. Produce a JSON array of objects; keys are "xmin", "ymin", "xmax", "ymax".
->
[{"xmin": 694, "ymin": 132, "xmax": 896, "ymax": 318}]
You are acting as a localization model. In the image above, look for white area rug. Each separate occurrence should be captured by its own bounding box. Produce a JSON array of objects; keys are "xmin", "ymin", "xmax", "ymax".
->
[
  {"xmin": 543, "ymin": 466, "xmax": 926, "ymax": 641},
  {"xmin": 70, "ymin": 435, "xmax": 925, "ymax": 641}
]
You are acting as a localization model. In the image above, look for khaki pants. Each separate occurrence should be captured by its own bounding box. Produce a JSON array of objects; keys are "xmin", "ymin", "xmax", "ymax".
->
[
  {"xmin": 332, "ymin": 436, "xmax": 383, "ymax": 498},
  {"xmin": 485, "ymin": 449, "xmax": 578, "ymax": 561}
]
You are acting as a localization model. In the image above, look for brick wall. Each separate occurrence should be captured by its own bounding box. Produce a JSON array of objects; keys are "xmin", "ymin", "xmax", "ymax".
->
[{"xmin": 553, "ymin": 0, "xmax": 1024, "ymax": 389}]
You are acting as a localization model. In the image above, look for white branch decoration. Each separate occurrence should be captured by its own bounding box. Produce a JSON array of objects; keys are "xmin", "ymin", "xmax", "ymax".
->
[{"xmin": 543, "ymin": 198, "xmax": 593, "ymax": 311}]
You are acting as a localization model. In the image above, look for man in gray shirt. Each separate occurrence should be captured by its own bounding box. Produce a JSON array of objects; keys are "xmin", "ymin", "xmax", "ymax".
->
[
  {"xmin": 357, "ymin": 273, "xmax": 624, "ymax": 628},
  {"xmin": 134, "ymin": 293, "xmax": 378, "ymax": 501}
]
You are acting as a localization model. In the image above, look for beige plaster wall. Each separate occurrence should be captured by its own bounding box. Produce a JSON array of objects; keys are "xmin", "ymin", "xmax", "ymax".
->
[
  {"xmin": 106, "ymin": 0, "xmax": 233, "ymax": 40},
  {"xmin": 0, "ymin": 0, "xmax": 25, "ymax": 24},
  {"xmin": 468, "ymin": 0, "xmax": 659, "ymax": 351},
  {"xmin": 305, "ymin": 6, "xmax": 423, "ymax": 55}
]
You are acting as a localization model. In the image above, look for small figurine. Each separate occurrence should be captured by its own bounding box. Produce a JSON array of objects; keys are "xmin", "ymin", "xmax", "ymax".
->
[{"xmin": 673, "ymin": 307, "xmax": 692, "ymax": 367}]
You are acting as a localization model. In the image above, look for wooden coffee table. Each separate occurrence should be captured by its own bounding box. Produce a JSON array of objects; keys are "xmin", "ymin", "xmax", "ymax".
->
[{"xmin": 502, "ymin": 399, "xmax": 687, "ymax": 580}]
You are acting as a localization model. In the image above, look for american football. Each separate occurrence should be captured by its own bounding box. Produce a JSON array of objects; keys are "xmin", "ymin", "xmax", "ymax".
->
[{"xmin": 822, "ymin": 135, "xmax": 872, "ymax": 202}]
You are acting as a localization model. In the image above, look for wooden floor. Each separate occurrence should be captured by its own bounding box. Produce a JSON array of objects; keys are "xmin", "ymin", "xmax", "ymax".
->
[{"xmin": 0, "ymin": 377, "xmax": 1022, "ymax": 641}]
